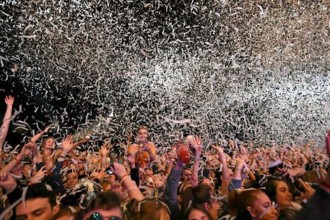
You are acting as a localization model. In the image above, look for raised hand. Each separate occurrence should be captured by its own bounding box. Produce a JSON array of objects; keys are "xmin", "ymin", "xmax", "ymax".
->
[
  {"xmin": 297, "ymin": 178, "xmax": 315, "ymax": 200},
  {"xmin": 0, "ymin": 171, "xmax": 17, "ymax": 193},
  {"xmin": 4, "ymin": 96, "xmax": 14, "ymax": 106},
  {"xmin": 111, "ymin": 162, "xmax": 127, "ymax": 179},
  {"xmin": 20, "ymin": 142, "xmax": 36, "ymax": 157},
  {"xmin": 29, "ymin": 166, "xmax": 46, "ymax": 185},
  {"xmin": 212, "ymin": 145, "xmax": 224, "ymax": 154},
  {"xmin": 61, "ymin": 135, "xmax": 73, "ymax": 154},
  {"xmin": 99, "ymin": 146, "xmax": 110, "ymax": 157},
  {"xmin": 190, "ymin": 136, "xmax": 202, "ymax": 157},
  {"xmin": 43, "ymin": 125, "xmax": 51, "ymax": 133}
]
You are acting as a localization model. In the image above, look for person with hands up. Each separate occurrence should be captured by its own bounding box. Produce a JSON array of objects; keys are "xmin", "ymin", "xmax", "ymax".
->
[
  {"xmin": 212, "ymin": 145, "xmax": 230, "ymax": 196},
  {"xmin": 295, "ymin": 130, "xmax": 330, "ymax": 220},
  {"xmin": 0, "ymin": 96, "xmax": 14, "ymax": 150},
  {"xmin": 1, "ymin": 141, "xmax": 35, "ymax": 174},
  {"xmin": 0, "ymin": 171, "xmax": 17, "ymax": 194},
  {"xmin": 99, "ymin": 142, "xmax": 110, "ymax": 170},
  {"xmin": 111, "ymin": 162, "xmax": 144, "ymax": 201},
  {"xmin": 187, "ymin": 135, "xmax": 203, "ymax": 187},
  {"xmin": 127, "ymin": 126, "xmax": 157, "ymax": 169}
]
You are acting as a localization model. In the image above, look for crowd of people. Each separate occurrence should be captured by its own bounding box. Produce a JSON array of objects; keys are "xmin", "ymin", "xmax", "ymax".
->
[{"xmin": 0, "ymin": 96, "xmax": 330, "ymax": 220}]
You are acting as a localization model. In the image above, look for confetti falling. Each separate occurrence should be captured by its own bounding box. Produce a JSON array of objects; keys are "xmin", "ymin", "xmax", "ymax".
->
[{"xmin": 0, "ymin": 0, "xmax": 330, "ymax": 149}]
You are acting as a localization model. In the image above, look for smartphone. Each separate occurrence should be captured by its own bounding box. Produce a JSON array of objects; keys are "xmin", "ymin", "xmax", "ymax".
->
[{"xmin": 105, "ymin": 167, "xmax": 113, "ymax": 175}]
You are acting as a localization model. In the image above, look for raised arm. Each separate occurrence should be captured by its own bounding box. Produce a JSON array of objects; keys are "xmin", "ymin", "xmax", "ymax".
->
[
  {"xmin": 99, "ymin": 143, "xmax": 110, "ymax": 170},
  {"xmin": 30, "ymin": 126, "xmax": 50, "ymax": 143},
  {"xmin": 191, "ymin": 136, "xmax": 202, "ymax": 186},
  {"xmin": 1, "ymin": 142, "xmax": 35, "ymax": 173},
  {"xmin": 0, "ymin": 96, "xmax": 14, "ymax": 147},
  {"xmin": 212, "ymin": 145, "xmax": 230, "ymax": 196},
  {"xmin": 112, "ymin": 162, "xmax": 144, "ymax": 201}
]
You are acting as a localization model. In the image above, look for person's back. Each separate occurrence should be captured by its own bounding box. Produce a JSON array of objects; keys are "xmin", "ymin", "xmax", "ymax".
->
[{"xmin": 294, "ymin": 186, "xmax": 330, "ymax": 220}]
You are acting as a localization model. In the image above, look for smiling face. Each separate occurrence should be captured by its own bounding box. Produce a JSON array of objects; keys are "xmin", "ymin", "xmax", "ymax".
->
[{"xmin": 275, "ymin": 181, "xmax": 293, "ymax": 208}]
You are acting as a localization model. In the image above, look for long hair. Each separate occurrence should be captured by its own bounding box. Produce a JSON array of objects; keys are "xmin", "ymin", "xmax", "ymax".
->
[
  {"xmin": 126, "ymin": 198, "xmax": 170, "ymax": 220},
  {"xmin": 228, "ymin": 189, "xmax": 265, "ymax": 220},
  {"xmin": 262, "ymin": 178, "xmax": 294, "ymax": 204}
]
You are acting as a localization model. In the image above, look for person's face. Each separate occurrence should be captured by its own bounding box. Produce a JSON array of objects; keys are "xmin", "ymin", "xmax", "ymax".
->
[
  {"xmin": 183, "ymin": 170, "xmax": 192, "ymax": 182},
  {"xmin": 137, "ymin": 128, "xmax": 148, "ymax": 143},
  {"xmin": 43, "ymin": 138, "xmax": 55, "ymax": 157},
  {"xmin": 189, "ymin": 209, "xmax": 210, "ymax": 220},
  {"xmin": 78, "ymin": 162, "xmax": 84, "ymax": 170},
  {"xmin": 248, "ymin": 192, "xmax": 278, "ymax": 220},
  {"xmin": 275, "ymin": 181, "xmax": 292, "ymax": 208},
  {"xmin": 201, "ymin": 179, "xmax": 215, "ymax": 190},
  {"xmin": 16, "ymin": 198, "xmax": 59, "ymax": 220},
  {"xmin": 22, "ymin": 164, "xmax": 32, "ymax": 177},
  {"xmin": 145, "ymin": 168, "xmax": 153, "ymax": 178},
  {"xmin": 209, "ymin": 171, "xmax": 215, "ymax": 178},
  {"xmin": 66, "ymin": 172, "xmax": 79, "ymax": 189},
  {"xmin": 83, "ymin": 208, "xmax": 123, "ymax": 220}
]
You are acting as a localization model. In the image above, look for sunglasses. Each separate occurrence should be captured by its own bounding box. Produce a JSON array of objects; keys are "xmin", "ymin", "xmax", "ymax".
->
[{"xmin": 88, "ymin": 212, "xmax": 122, "ymax": 220}]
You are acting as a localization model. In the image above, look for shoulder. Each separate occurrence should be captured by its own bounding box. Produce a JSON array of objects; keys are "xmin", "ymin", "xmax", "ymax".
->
[
  {"xmin": 147, "ymin": 142, "xmax": 156, "ymax": 148},
  {"xmin": 127, "ymin": 144, "xmax": 139, "ymax": 151}
]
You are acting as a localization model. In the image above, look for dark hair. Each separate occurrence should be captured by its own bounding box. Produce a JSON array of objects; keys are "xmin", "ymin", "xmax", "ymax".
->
[
  {"xmin": 192, "ymin": 183, "xmax": 213, "ymax": 206},
  {"xmin": 180, "ymin": 184, "xmax": 194, "ymax": 215},
  {"xmin": 228, "ymin": 189, "xmax": 265, "ymax": 220},
  {"xmin": 184, "ymin": 204, "xmax": 212, "ymax": 220},
  {"xmin": 52, "ymin": 205, "xmax": 78, "ymax": 220},
  {"xmin": 262, "ymin": 178, "xmax": 293, "ymax": 204},
  {"xmin": 24, "ymin": 183, "xmax": 57, "ymax": 207},
  {"xmin": 278, "ymin": 207, "xmax": 298, "ymax": 220},
  {"xmin": 76, "ymin": 191, "xmax": 122, "ymax": 219},
  {"xmin": 41, "ymin": 137, "xmax": 55, "ymax": 149}
]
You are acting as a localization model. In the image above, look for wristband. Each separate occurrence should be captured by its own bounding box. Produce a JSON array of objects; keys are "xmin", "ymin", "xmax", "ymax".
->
[{"xmin": 120, "ymin": 174, "xmax": 130, "ymax": 184}]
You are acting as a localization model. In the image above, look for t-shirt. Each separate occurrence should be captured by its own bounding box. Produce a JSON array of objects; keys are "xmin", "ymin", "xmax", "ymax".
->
[{"xmin": 127, "ymin": 142, "xmax": 156, "ymax": 168}]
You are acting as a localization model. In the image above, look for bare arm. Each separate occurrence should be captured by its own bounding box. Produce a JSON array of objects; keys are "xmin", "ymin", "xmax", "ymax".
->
[
  {"xmin": 212, "ymin": 145, "xmax": 230, "ymax": 196},
  {"xmin": 0, "ymin": 96, "xmax": 14, "ymax": 147},
  {"xmin": 112, "ymin": 162, "xmax": 144, "ymax": 201},
  {"xmin": 30, "ymin": 126, "xmax": 50, "ymax": 143},
  {"xmin": 191, "ymin": 136, "xmax": 202, "ymax": 186},
  {"xmin": 1, "ymin": 142, "xmax": 35, "ymax": 173}
]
